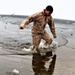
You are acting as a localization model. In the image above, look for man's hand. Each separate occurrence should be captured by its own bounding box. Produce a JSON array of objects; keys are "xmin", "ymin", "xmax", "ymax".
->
[
  {"xmin": 20, "ymin": 26, "xmax": 24, "ymax": 29},
  {"xmin": 54, "ymin": 35, "xmax": 57, "ymax": 38}
]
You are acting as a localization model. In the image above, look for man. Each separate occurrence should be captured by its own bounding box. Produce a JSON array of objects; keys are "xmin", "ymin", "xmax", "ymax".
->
[{"xmin": 20, "ymin": 5, "xmax": 57, "ymax": 52}]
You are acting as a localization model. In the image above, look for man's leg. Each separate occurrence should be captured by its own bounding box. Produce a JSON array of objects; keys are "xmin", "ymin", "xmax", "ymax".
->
[
  {"xmin": 32, "ymin": 34, "xmax": 41, "ymax": 51},
  {"xmin": 42, "ymin": 31, "xmax": 52, "ymax": 46}
]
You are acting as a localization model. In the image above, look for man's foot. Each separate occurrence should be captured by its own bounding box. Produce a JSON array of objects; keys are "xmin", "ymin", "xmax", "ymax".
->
[
  {"xmin": 31, "ymin": 50, "xmax": 38, "ymax": 53},
  {"xmin": 21, "ymin": 47, "xmax": 38, "ymax": 53}
]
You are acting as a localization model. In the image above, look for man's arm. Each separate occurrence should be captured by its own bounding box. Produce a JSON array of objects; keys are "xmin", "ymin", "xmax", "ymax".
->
[
  {"xmin": 48, "ymin": 18, "xmax": 57, "ymax": 38},
  {"xmin": 20, "ymin": 18, "xmax": 30, "ymax": 29},
  {"xmin": 20, "ymin": 13, "xmax": 38, "ymax": 29}
]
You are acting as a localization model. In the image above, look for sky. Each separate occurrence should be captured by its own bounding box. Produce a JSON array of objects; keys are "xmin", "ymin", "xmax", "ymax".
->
[{"xmin": 0, "ymin": 0, "xmax": 75, "ymax": 20}]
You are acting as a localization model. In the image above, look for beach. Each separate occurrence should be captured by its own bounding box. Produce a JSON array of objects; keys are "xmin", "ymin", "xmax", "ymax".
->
[{"xmin": 0, "ymin": 15, "xmax": 75, "ymax": 75}]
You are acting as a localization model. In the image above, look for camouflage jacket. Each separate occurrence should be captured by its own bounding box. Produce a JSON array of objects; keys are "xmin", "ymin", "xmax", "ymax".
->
[{"xmin": 20, "ymin": 11, "xmax": 56, "ymax": 37}]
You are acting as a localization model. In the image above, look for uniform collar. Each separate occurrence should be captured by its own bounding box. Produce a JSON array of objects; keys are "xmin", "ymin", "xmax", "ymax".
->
[
  {"xmin": 42, "ymin": 10, "xmax": 46, "ymax": 16},
  {"xmin": 42, "ymin": 10, "xmax": 51, "ymax": 17}
]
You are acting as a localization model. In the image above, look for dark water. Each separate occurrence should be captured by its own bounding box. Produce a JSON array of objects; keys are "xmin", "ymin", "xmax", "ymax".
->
[{"xmin": 32, "ymin": 51, "xmax": 56, "ymax": 75}]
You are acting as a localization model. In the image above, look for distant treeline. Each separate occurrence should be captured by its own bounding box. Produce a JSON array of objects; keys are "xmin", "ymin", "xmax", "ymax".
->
[
  {"xmin": 0, "ymin": 14, "xmax": 27, "ymax": 18},
  {"xmin": 54, "ymin": 18, "xmax": 75, "ymax": 24},
  {"xmin": 0, "ymin": 14, "xmax": 75, "ymax": 24}
]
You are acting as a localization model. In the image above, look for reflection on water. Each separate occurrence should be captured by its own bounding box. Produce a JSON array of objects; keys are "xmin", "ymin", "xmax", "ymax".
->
[{"xmin": 32, "ymin": 51, "xmax": 56, "ymax": 75}]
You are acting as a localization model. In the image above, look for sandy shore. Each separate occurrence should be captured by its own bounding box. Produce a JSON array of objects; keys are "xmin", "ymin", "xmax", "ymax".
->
[{"xmin": 0, "ymin": 16, "xmax": 75, "ymax": 75}]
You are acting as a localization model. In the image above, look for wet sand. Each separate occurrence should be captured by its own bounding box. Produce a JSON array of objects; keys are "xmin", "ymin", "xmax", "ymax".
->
[{"xmin": 0, "ymin": 15, "xmax": 75, "ymax": 75}]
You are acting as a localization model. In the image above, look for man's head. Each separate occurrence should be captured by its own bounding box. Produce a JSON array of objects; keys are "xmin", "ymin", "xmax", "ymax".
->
[{"xmin": 44, "ymin": 5, "xmax": 53, "ymax": 16}]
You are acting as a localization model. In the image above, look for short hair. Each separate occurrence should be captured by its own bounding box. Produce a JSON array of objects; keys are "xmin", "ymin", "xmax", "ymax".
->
[{"xmin": 46, "ymin": 5, "xmax": 53, "ymax": 13}]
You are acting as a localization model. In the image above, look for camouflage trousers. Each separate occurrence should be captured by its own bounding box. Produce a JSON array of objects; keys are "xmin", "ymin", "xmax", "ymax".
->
[{"xmin": 32, "ymin": 31, "xmax": 52, "ymax": 50}]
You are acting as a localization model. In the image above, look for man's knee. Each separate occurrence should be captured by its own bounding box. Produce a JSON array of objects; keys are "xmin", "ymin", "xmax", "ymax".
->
[
  {"xmin": 49, "ymin": 38, "xmax": 52, "ymax": 44},
  {"xmin": 45, "ymin": 38, "xmax": 52, "ymax": 45}
]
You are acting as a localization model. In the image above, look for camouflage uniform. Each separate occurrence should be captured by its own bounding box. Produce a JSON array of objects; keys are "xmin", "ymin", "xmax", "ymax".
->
[{"xmin": 20, "ymin": 11, "xmax": 56, "ymax": 50}]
